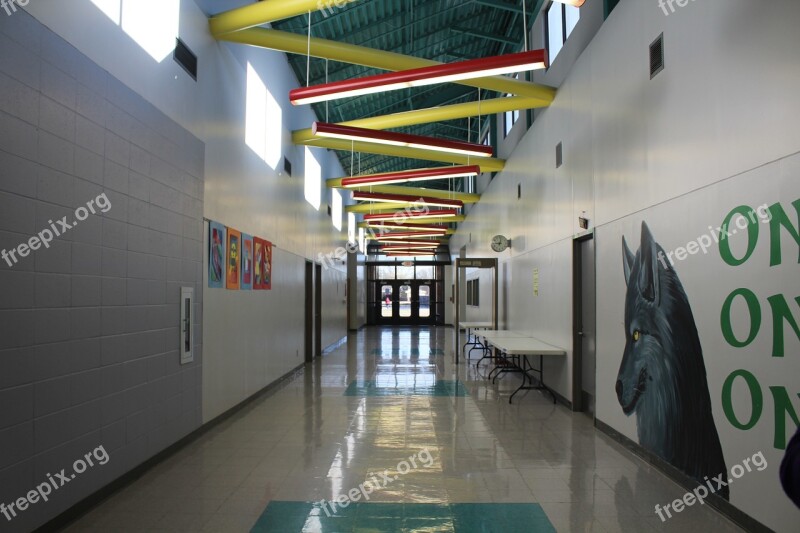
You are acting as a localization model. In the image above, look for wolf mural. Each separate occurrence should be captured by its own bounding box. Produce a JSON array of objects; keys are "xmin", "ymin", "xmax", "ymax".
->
[{"xmin": 616, "ymin": 222, "xmax": 729, "ymax": 499}]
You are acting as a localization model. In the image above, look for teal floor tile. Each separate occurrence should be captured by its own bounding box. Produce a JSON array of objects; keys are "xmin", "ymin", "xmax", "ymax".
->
[
  {"xmin": 251, "ymin": 501, "xmax": 313, "ymax": 533},
  {"xmin": 344, "ymin": 380, "xmax": 469, "ymax": 397},
  {"xmin": 252, "ymin": 502, "xmax": 554, "ymax": 533},
  {"xmin": 451, "ymin": 503, "xmax": 556, "ymax": 533}
]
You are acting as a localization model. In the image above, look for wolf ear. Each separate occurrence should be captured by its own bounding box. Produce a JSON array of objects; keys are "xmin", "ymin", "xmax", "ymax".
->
[
  {"xmin": 638, "ymin": 222, "xmax": 660, "ymax": 303},
  {"xmin": 622, "ymin": 236, "xmax": 634, "ymax": 286}
]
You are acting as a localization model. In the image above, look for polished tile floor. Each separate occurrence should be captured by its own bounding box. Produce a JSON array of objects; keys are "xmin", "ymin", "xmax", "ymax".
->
[{"xmin": 65, "ymin": 327, "xmax": 745, "ymax": 532}]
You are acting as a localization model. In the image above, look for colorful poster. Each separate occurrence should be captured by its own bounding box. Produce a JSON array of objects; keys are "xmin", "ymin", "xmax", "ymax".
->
[
  {"xmin": 241, "ymin": 234, "xmax": 253, "ymax": 290},
  {"xmin": 253, "ymin": 237, "xmax": 273, "ymax": 290},
  {"xmin": 262, "ymin": 239, "xmax": 272, "ymax": 290},
  {"xmin": 226, "ymin": 228, "xmax": 241, "ymax": 290},
  {"xmin": 253, "ymin": 237, "xmax": 265, "ymax": 290},
  {"xmin": 208, "ymin": 221, "xmax": 226, "ymax": 289}
]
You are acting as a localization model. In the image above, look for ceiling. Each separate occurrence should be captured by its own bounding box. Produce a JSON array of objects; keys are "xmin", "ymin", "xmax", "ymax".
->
[{"xmin": 197, "ymin": 0, "xmax": 537, "ymax": 187}]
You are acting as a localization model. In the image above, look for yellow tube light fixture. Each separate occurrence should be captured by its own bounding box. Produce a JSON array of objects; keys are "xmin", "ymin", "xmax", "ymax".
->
[
  {"xmin": 290, "ymin": 50, "xmax": 547, "ymax": 106},
  {"xmin": 553, "ymin": 0, "xmax": 586, "ymax": 6},
  {"xmin": 312, "ymin": 122, "xmax": 493, "ymax": 159},
  {"xmin": 351, "ymin": 191, "xmax": 463, "ymax": 209}
]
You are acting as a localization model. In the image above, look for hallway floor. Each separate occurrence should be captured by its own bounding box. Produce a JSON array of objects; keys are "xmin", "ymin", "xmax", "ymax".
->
[{"xmin": 65, "ymin": 327, "xmax": 744, "ymax": 532}]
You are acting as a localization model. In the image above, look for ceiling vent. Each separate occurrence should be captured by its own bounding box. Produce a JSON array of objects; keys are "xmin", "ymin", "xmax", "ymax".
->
[
  {"xmin": 173, "ymin": 38, "xmax": 197, "ymax": 81},
  {"xmin": 650, "ymin": 33, "xmax": 665, "ymax": 79},
  {"xmin": 556, "ymin": 142, "xmax": 563, "ymax": 168}
]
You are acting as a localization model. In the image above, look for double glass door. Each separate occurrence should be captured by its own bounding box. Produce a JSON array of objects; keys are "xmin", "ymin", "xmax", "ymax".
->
[{"xmin": 378, "ymin": 281, "xmax": 433, "ymax": 324}]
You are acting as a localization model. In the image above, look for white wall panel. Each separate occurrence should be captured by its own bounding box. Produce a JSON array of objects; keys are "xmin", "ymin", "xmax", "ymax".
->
[
  {"xmin": 24, "ymin": 1, "xmax": 352, "ymax": 425},
  {"xmin": 453, "ymin": 0, "xmax": 800, "ymax": 530}
]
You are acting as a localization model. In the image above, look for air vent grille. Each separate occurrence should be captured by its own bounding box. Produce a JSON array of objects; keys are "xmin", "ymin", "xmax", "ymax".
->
[
  {"xmin": 556, "ymin": 142, "xmax": 563, "ymax": 168},
  {"xmin": 650, "ymin": 33, "xmax": 665, "ymax": 79},
  {"xmin": 173, "ymin": 38, "xmax": 197, "ymax": 81}
]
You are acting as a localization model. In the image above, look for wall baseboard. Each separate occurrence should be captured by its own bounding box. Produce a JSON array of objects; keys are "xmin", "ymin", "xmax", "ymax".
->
[{"xmin": 594, "ymin": 418, "xmax": 774, "ymax": 533}]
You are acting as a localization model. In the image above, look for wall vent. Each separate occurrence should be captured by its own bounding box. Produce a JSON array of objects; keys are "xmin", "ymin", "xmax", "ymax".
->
[
  {"xmin": 283, "ymin": 157, "xmax": 292, "ymax": 176},
  {"xmin": 650, "ymin": 33, "xmax": 665, "ymax": 79},
  {"xmin": 173, "ymin": 38, "xmax": 197, "ymax": 81},
  {"xmin": 556, "ymin": 142, "xmax": 563, "ymax": 168}
]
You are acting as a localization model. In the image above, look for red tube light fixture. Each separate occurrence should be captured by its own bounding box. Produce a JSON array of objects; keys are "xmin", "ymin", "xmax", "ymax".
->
[
  {"xmin": 378, "ymin": 241, "xmax": 441, "ymax": 247},
  {"xmin": 370, "ymin": 231, "xmax": 447, "ymax": 240},
  {"xmin": 376, "ymin": 233, "xmax": 444, "ymax": 241},
  {"xmin": 352, "ymin": 191, "xmax": 463, "ymax": 209},
  {"xmin": 291, "ymin": 50, "xmax": 548, "ymax": 106},
  {"xmin": 367, "ymin": 223, "xmax": 448, "ymax": 233},
  {"xmin": 363, "ymin": 209, "xmax": 459, "ymax": 223},
  {"xmin": 342, "ymin": 166, "xmax": 480, "ymax": 188},
  {"xmin": 312, "ymin": 122, "xmax": 494, "ymax": 158}
]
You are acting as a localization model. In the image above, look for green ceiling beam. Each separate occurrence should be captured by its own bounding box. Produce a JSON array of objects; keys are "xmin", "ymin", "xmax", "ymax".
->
[
  {"xmin": 209, "ymin": 0, "xmax": 360, "ymax": 35},
  {"xmin": 452, "ymin": 27, "xmax": 518, "ymax": 46},
  {"xmin": 473, "ymin": 0, "xmax": 525, "ymax": 13}
]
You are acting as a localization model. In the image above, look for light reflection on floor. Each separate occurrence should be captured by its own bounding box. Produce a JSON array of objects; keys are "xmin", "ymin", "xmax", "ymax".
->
[{"xmin": 64, "ymin": 326, "xmax": 746, "ymax": 533}]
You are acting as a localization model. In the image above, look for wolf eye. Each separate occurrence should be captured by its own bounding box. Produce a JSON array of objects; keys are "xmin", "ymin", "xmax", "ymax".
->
[{"xmin": 632, "ymin": 330, "xmax": 641, "ymax": 342}]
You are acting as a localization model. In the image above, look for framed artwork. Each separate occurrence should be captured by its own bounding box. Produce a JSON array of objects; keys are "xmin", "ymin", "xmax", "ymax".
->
[
  {"xmin": 241, "ymin": 234, "xmax": 253, "ymax": 290},
  {"xmin": 252, "ymin": 237, "xmax": 273, "ymax": 290},
  {"xmin": 226, "ymin": 228, "xmax": 241, "ymax": 290},
  {"xmin": 253, "ymin": 237, "xmax": 265, "ymax": 290},
  {"xmin": 262, "ymin": 240, "xmax": 272, "ymax": 290},
  {"xmin": 208, "ymin": 221, "xmax": 226, "ymax": 288}
]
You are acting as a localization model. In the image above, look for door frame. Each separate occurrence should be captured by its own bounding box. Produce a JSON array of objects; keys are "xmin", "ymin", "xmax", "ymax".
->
[
  {"xmin": 305, "ymin": 261, "xmax": 313, "ymax": 363},
  {"xmin": 314, "ymin": 263, "xmax": 322, "ymax": 359},
  {"xmin": 375, "ymin": 280, "xmax": 436, "ymax": 325},
  {"xmin": 572, "ymin": 231, "xmax": 595, "ymax": 412}
]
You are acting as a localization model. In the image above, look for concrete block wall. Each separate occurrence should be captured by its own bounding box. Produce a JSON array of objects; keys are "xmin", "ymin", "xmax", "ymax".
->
[{"xmin": 0, "ymin": 10, "xmax": 204, "ymax": 532}]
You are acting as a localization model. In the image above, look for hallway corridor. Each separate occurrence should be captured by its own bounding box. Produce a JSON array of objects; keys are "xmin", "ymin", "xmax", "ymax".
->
[{"xmin": 65, "ymin": 328, "xmax": 744, "ymax": 532}]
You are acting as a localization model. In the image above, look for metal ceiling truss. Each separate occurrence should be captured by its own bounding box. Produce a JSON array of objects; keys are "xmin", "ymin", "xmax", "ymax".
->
[{"xmin": 208, "ymin": 0, "xmax": 552, "ymax": 237}]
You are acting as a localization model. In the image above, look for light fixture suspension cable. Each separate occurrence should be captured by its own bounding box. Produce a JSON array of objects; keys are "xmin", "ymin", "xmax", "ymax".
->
[
  {"xmin": 306, "ymin": 11, "xmax": 311, "ymax": 86},
  {"xmin": 325, "ymin": 59, "xmax": 329, "ymax": 121},
  {"xmin": 522, "ymin": 0, "xmax": 528, "ymax": 52}
]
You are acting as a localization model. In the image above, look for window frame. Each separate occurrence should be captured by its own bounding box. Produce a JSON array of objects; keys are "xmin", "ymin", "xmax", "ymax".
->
[{"xmin": 545, "ymin": 1, "xmax": 580, "ymax": 66}]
